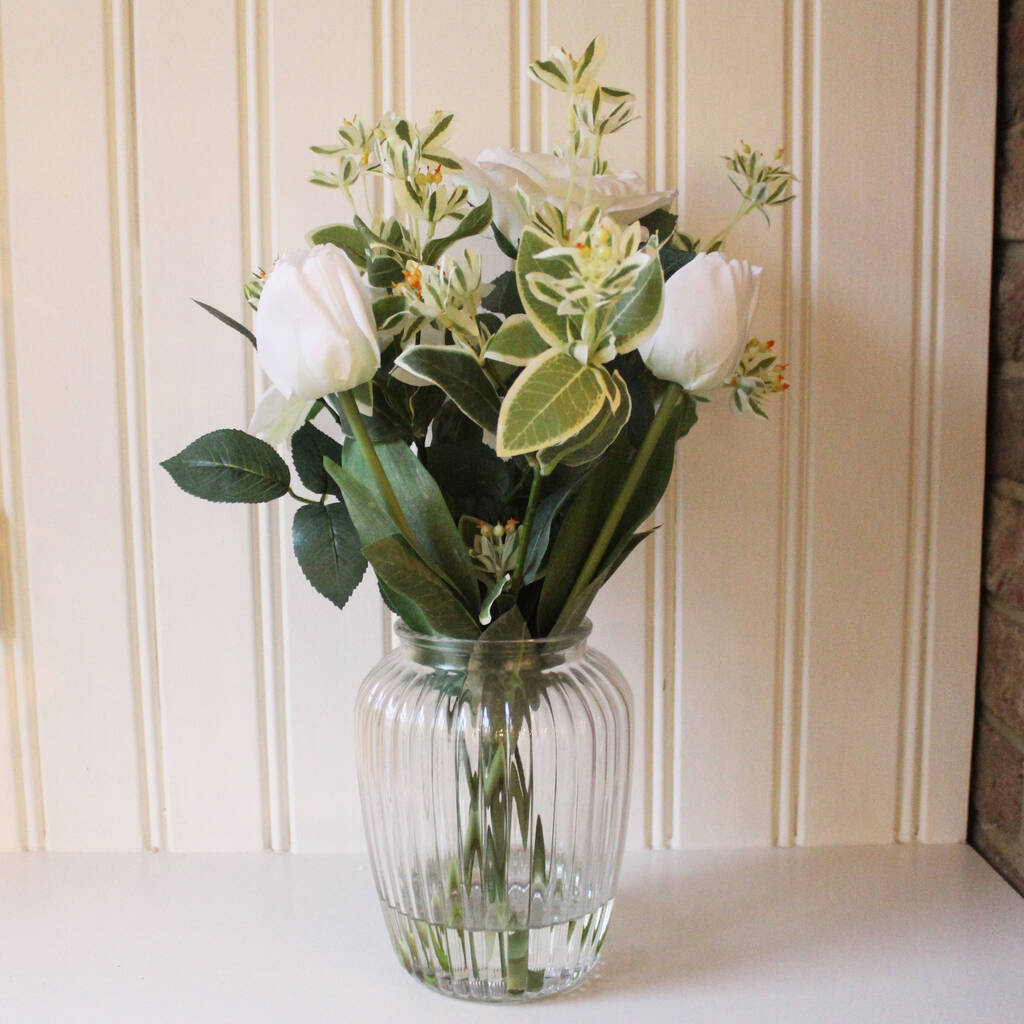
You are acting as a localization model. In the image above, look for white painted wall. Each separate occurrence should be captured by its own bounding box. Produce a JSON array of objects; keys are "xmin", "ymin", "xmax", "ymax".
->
[{"xmin": 0, "ymin": 0, "xmax": 996, "ymax": 852}]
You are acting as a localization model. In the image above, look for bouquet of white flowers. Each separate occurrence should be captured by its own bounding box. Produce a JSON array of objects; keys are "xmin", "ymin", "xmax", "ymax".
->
[{"xmin": 162, "ymin": 37, "xmax": 792, "ymax": 643}]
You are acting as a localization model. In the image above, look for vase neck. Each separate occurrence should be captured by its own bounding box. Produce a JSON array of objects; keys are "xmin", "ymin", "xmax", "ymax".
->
[{"xmin": 394, "ymin": 622, "xmax": 591, "ymax": 672}]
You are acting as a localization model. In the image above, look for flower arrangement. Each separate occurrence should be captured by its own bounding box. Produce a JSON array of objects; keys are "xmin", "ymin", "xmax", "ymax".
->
[{"xmin": 162, "ymin": 36, "xmax": 793, "ymax": 643}]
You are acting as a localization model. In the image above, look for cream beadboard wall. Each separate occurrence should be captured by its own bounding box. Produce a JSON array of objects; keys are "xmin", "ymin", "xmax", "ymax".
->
[{"xmin": 0, "ymin": 0, "xmax": 995, "ymax": 853}]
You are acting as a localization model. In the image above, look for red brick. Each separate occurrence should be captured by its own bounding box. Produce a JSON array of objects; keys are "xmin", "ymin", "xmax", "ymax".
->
[
  {"xmin": 994, "ymin": 244, "xmax": 1024, "ymax": 361},
  {"xmin": 971, "ymin": 715, "xmax": 1024, "ymax": 837},
  {"xmin": 999, "ymin": 126, "xmax": 1024, "ymax": 241},
  {"xmin": 988, "ymin": 375, "xmax": 1024, "ymax": 484},
  {"xmin": 978, "ymin": 603, "xmax": 1024, "ymax": 735},
  {"xmin": 984, "ymin": 492, "xmax": 1024, "ymax": 610},
  {"xmin": 1002, "ymin": 5, "xmax": 1024, "ymax": 127}
]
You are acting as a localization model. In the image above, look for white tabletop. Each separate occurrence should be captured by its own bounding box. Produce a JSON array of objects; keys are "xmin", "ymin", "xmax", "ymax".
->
[{"xmin": 1, "ymin": 844, "xmax": 1021, "ymax": 1022}]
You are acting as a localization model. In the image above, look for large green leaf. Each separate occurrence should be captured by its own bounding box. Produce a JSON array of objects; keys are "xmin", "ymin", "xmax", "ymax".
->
[
  {"xmin": 551, "ymin": 529, "xmax": 654, "ymax": 633},
  {"xmin": 536, "ymin": 370, "xmax": 630, "ymax": 474},
  {"xmin": 515, "ymin": 227, "xmax": 573, "ymax": 349},
  {"xmin": 484, "ymin": 315, "xmax": 550, "ymax": 366},
  {"xmin": 161, "ymin": 429, "xmax": 289, "ymax": 503},
  {"xmin": 535, "ymin": 438, "xmax": 630, "ymax": 634},
  {"xmin": 292, "ymin": 502, "xmax": 367, "ymax": 610},
  {"xmin": 363, "ymin": 535, "xmax": 480, "ymax": 638},
  {"xmin": 604, "ymin": 255, "xmax": 664, "ymax": 353},
  {"xmin": 394, "ymin": 346, "xmax": 500, "ymax": 432},
  {"xmin": 323, "ymin": 457, "xmax": 401, "ymax": 548},
  {"xmin": 307, "ymin": 223, "xmax": 367, "ymax": 270},
  {"xmin": 343, "ymin": 439, "xmax": 480, "ymax": 612},
  {"xmin": 291, "ymin": 422, "xmax": 343, "ymax": 497},
  {"xmin": 325, "ymin": 457, "xmax": 479, "ymax": 635},
  {"xmin": 495, "ymin": 350, "xmax": 607, "ymax": 458},
  {"xmin": 422, "ymin": 195, "xmax": 493, "ymax": 265},
  {"xmin": 426, "ymin": 440, "xmax": 512, "ymax": 524}
]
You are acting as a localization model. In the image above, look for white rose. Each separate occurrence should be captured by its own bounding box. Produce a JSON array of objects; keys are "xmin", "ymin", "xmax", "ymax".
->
[
  {"xmin": 638, "ymin": 252, "xmax": 763, "ymax": 393},
  {"xmin": 456, "ymin": 147, "xmax": 676, "ymax": 241},
  {"xmin": 254, "ymin": 244, "xmax": 380, "ymax": 401}
]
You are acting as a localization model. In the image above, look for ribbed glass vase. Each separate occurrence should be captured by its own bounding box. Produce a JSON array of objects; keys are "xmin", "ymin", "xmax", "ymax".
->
[{"xmin": 355, "ymin": 620, "xmax": 632, "ymax": 1002}]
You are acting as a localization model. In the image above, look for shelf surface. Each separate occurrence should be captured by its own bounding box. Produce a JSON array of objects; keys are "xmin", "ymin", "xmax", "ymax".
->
[{"xmin": 1, "ymin": 844, "xmax": 1022, "ymax": 1022}]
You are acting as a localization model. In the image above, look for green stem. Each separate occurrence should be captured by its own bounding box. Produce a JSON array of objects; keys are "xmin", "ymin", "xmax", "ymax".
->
[
  {"xmin": 335, "ymin": 389, "xmax": 414, "ymax": 539},
  {"xmin": 563, "ymin": 382, "xmax": 683, "ymax": 612},
  {"xmin": 288, "ymin": 487, "xmax": 319, "ymax": 506},
  {"xmin": 509, "ymin": 462, "xmax": 542, "ymax": 595},
  {"xmin": 706, "ymin": 199, "xmax": 754, "ymax": 251}
]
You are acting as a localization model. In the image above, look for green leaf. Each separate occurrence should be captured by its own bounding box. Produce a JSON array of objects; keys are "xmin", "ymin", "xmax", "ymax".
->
[
  {"xmin": 610, "ymin": 350, "xmax": 655, "ymax": 447},
  {"xmin": 481, "ymin": 604, "xmax": 530, "ymax": 640},
  {"xmin": 291, "ymin": 422, "xmax": 343, "ymax": 497},
  {"xmin": 605, "ymin": 256, "xmax": 664, "ymax": 353},
  {"xmin": 537, "ymin": 370, "xmax": 630, "ymax": 473},
  {"xmin": 372, "ymin": 294, "xmax": 406, "ymax": 331},
  {"xmin": 426, "ymin": 441, "xmax": 512, "ymax": 524},
  {"xmin": 363, "ymin": 535, "xmax": 480, "ymax": 638},
  {"xmin": 606, "ymin": 401, "xmax": 685, "ymax": 556},
  {"xmin": 394, "ymin": 347, "xmax": 500, "ymax": 432},
  {"xmin": 478, "ymin": 573, "xmax": 511, "ymax": 625},
  {"xmin": 367, "ymin": 251, "xmax": 405, "ymax": 289},
  {"xmin": 292, "ymin": 502, "xmax": 367, "ymax": 610},
  {"xmin": 161, "ymin": 429, "xmax": 289, "ymax": 503},
  {"xmin": 639, "ymin": 207, "xmax": 678, "ymax": 242},
  {"xmin": 323, "ymin": 457, "xmax": 400, "ymax": 548},
  {"xmin": 343, "ymin": 439, "xmax": 480, "ymax": 612},
  {"xmin": 484, "ymin": 315, "xmax": 550, "ymax": 366},
  {"xmin": 307, "ymin": 224, "xmax": 367, "ymax": 270},
  {"xmin": 193, "ymin": 300, "xmax": 256, "ymax": 348},
  {"xmin": 422, "ymin": 195, "xmax": 493, "ymax": 265},
  {"xmin": 495, "ymin": 349, "xmax": 607, "ymax": 458},
  {"xmin": 492, "ymin": 224, "xmax": 519, "ymax": 260},
  {"xmin": 551, "ymin": 529, "xmax": 654, "ymax": 633},
  {"xmin": 660, "ymin": 246, "xmax": 696, "ymax": 280},
  {"xmin": 522, "ymin": 472, "xmax": 585, "ymax": 584},
  {"xmin": 676, "ymin": 391, "xmax": 699, "ymax": 440},
  {"xmin": 480, "ymin": 270, "xmax": 525, "ymax": 318},
  {"xmin": 536, "ymin": 438, "xmax": 630, "ymax": 634},
  {"xmin": 422, "ymin": 111, "xmax": 454, "ymax": 147},
  {"xmin": 516, "ymin": 227, "xmax": 573, "ymax": 349}
]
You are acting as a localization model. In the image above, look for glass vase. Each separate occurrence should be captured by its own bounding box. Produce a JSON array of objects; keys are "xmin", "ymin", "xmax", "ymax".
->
[{"xmin": 355, "ymin": 620, "xmax": 632, "ymax": 1002}]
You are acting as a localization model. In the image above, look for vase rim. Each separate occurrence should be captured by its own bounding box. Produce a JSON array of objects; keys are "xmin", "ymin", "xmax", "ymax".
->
[{"xmin": 393, "ymin": 619, "xmax": 593, "ymax": 667}]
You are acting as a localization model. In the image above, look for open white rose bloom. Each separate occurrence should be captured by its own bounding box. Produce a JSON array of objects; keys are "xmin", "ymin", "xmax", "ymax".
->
[{"xmin": 458, "ymin": 147, "xmax": 676, "ymax": 242}]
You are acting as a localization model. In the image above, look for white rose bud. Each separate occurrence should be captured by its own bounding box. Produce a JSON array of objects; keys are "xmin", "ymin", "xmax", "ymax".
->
[
  {"xmin": 639, "ymin": 252, "xmax": 763, "ymax": 393},
  {"xmin": 254, "ymin": 244, "xmax": 381, "ymax": 400}
]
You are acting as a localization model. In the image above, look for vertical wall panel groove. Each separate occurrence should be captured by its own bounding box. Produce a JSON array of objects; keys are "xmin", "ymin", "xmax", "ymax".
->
[
  {"xmin": 239, "ymin": 0, "xmax": 290, "ymax": 853},
  {"xmin": 0, "ymin": 6, "xmax": 42, "ymax": 852},
  {"xmin": 108, "ymin": 0, "xmax": 167, "ymax": 851},
  {"xmin": 776, "ymin": 0, "xmax": 815, "ymax": 849},
  {"xmin": 897, "ymin": 0, "xmax": 941, "ymax": 844}
]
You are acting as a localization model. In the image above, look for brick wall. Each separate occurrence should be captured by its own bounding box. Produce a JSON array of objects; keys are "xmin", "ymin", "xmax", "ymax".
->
[{"xmin": 970, "ymin": 0, "xmax": 1024, "ymax": 895}]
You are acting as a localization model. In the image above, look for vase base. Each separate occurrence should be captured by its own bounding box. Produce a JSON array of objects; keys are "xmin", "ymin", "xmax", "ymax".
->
[{"xmin": 381, "ymin": 898, "xmax": 614, "ymax": 1003}]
